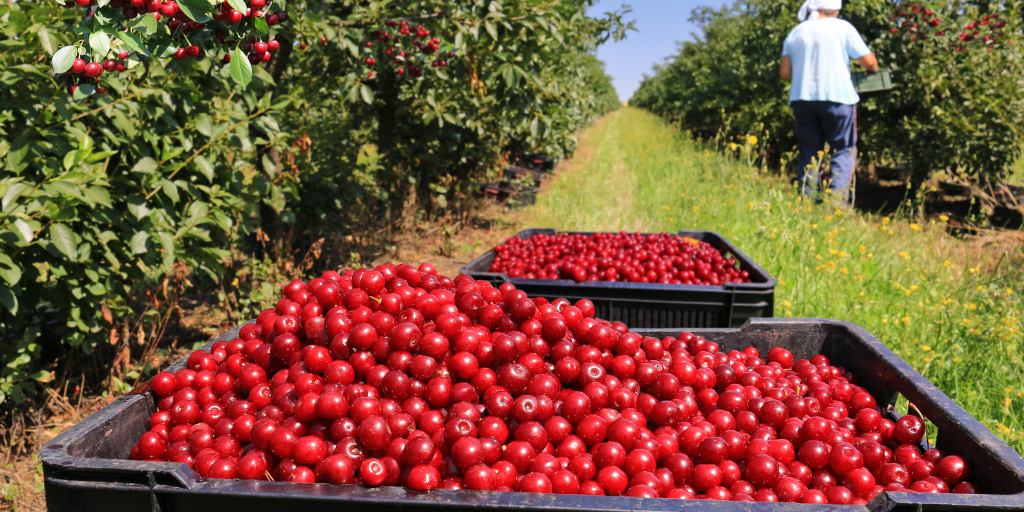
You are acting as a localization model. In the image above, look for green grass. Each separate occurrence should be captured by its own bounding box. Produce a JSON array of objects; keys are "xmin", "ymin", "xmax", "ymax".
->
[{"xmin": 530, "ymin": 108, "xmax": 1024, "ymax": 455}]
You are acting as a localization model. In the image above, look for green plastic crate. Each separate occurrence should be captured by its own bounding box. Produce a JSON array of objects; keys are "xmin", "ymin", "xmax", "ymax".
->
[{"xmin": 853, "ymin": 68, "xmax": 893, "ymax": 94}]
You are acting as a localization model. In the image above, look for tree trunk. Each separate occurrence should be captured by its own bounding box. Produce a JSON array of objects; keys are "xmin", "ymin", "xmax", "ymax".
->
[
  {"xmin": 377, "ymin": 71, "xmax": 399, "ymax": 156},
  {"xmin": 269, "ymin": 35, "xmax": 294, "ymax": 87}
]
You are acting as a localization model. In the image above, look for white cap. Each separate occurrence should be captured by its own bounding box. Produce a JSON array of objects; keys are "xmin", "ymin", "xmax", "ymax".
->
[{"xmin": 798, "ymin": 0, "xmax": 842, "ymax": 21}]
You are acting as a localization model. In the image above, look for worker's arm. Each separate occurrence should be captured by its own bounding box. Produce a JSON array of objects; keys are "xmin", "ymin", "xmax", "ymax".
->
[
  {"xmin": 857, "ymin": 53, "xmax": 879, "ymax": 75},
  {"xmin": 780, "ymin": 55, "xmax": 792, "ymax": 82}
]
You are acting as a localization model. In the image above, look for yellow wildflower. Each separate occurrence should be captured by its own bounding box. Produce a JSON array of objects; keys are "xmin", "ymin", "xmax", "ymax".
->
[
  {"xmin": 910, "ymin": 223, "xmax": 920, "ymax": 232},
  {"xmin": 940, "ymin": 215, "xmax": 949, "ymax": 222},
  {"xmin": 748, "ymin": 135, "xmax": 758, "ymax": 145}
]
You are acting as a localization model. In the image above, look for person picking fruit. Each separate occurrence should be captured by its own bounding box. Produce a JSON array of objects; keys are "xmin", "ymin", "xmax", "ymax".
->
[{"xmin": 779, "ymin": 0, "xmax": 878, "ymax": 204}]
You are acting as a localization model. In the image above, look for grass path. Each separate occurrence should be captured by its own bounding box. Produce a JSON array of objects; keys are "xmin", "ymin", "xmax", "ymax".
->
[
  {"xmin": 536, "ymin": 115, "xmax": 648, "ymax": 232},
  {"xmin": 529, "ymin": 108, "xmax": 1024, "ymax": 454}
]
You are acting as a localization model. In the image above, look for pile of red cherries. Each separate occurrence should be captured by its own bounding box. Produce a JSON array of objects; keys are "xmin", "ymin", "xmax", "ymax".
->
[
  {"xmin": 132, "ymin": 263, "xmax": 980, "ymax": 503},
  {"xmin": 487, "ymin": 232, "xmax": 752, "ymax": 285}
]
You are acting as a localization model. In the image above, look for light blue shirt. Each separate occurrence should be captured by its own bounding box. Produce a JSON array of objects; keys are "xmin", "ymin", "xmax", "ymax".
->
[{"xmin": 782, "ymin": 18, "xmax": 871, "ymax": 105}]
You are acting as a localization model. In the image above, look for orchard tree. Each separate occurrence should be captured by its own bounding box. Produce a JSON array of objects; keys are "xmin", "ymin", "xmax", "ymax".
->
[
  {"xmin": 0, "ymin": 0, "xmax": 627, "ymax": 402},
  {"xmin": 632, "ymin": 0, "xmax": 1024, "ymax": 187}
]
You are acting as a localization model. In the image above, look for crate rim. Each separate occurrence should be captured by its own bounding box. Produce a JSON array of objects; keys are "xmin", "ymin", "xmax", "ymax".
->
[
  {"xmin": 459, "ymin": 227, "xmax": 778, "ymax": 292},
  {"xmin": 40, "ymin": 317, "xmax": 1024, "ymax": 511}
]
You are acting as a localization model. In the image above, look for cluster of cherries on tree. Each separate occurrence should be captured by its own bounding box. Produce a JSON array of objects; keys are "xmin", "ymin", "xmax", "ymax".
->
[
  {"xmin": 210, "ymin": 0, "xmax": 289, "ymax": 65},
  {"xmin": 60, "ymin": 0, "xmax": 289, "ymax": 97},
  {"xmin": 64, "ymin": 49, "xmax": 131, "ymax": 96},
  {"xmin": 889, "ymin": 3, "xmax": 1005, "ymax": 52},
  {"xmin": 488, "ymin": 232, "xmax": 751, "ymax": 285},
  {"xmin": 130, "ymin": 262, "xmax": 980, "ymax": 503},
  {"xmin": 362, "ymin": 20, "xmax": 458, "ymax": 80}
]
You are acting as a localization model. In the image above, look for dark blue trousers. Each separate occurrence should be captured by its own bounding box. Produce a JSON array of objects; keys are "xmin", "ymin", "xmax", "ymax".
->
[{"xmin": 792, "ymin": 101, "xmax": 857, "ymax": 199}]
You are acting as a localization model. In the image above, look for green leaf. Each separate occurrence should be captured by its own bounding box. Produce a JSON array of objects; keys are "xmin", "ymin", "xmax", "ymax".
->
[
  {"xmin": 119, "ymin": 31, "xmax": 147, "ymax": 55},
  {"xmin": 131, "ymin": 156, "xmax": 158, "ymax": 174},
  {"xmin": 360, "ymin": 84, "xmax": 374, "ymax": 104},
  {"xmin": 94, "ymin": 7, "xmax": 119, "ymax": 24},
  {"xmin": 158, "ymin": 231, "xmax": 175, "ymax": 269},
  {"xmin": 194, "ymin": 155, "xmax": 215, "ymax": 182},
  {"xmin": 188, "ymin": 200, "xmax": 209, "ymax": 221},
  {"xmin": 50, "ymin": 223, "xmax": 77, "ymax": 260},
  {"xmin": 37, "ymin": 27, "xmax": 58, "ymax": 55},
  {"xmin": 52, "ymin": 46, "xmax": 78, "ymax": 74},
  {"xmin": 254, "ymin": 17, "xmax": 268, "ymax": 35},
  {"xmin": 160, "ymin": 178, "xmax": 179, "ymax": 203},
  {"xmin": 72, "ymin": 84, "xmax": 96, "ymax": 101},
  {"xmin": 177, "ymin": 0, "xmax": 214, "ymax": 23},
  {"xmin": 6, "ymin": 138, "xmax": 29, "ymax": 173},
  {"xmin": 126, "ymin": 195, "xmax": 150, "ymax": 220},
  {"xmin": 2, "ymin": 183, "xmax": 30, "ymax": 211},
  {"xmin": 485, "ymin": 21, "xmax": 499, "ymax": 41},
  {"xmin": 0, "ymin": 254, "xmax": 22, "ymax": 286},
  {"xmin": 112, "ymin": 110, "xmax": 138, "ymax": 137},
  {"xmin": 49, "ymin": 181, "xmax": 89, "ymax": 204},
  {"xmin": 130, "ymin": 14, "xmax": 158, "ymax": 36},
  {"xmin": 14, "ymin": 219, "xmax": 33, "ymax": 244},
  {"xmin": 226, "ymin": 0, "xmax": 246, "ymax": 13},
  {"xmin": 88, "ymin": 32, "xmax": 111, "ymax": 59},
  {"xmin": 84, "ymin": 187, "xmax": 112, "ymax": 207},
  {"xmin": 195, "ymin": 114, "xmax": 213, "ymax": 137},
  {"xmin": 129, "ymin": 231, "xmax": 149, "ymax": 254},
  {"xmin": 0, "ymin": 287, "xmax": 17, "ymax": 315},
  {"xmin": 230, "ymin": 47, "xmax": 252, "ymax": 89}
]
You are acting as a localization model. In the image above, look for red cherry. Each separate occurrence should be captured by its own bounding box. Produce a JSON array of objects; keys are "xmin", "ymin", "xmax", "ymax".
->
[{"xmin": 407, "ymin": 464, "xmax": 440, "ymax": 491}]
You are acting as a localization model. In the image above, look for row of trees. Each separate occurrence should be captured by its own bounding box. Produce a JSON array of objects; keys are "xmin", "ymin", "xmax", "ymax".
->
[
  {"xmin": 631, "ymin": 0, "xmax": 1024, "ymax": 187},
  {"xmin": 0, "ymin": 0, "xmax": 625, "ymax": 403}
]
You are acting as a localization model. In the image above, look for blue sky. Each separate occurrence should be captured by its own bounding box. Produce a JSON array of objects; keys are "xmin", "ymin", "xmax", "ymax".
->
[{"xmin": 587, "ymin": 0, "xmax": 730, "ymax": 102}]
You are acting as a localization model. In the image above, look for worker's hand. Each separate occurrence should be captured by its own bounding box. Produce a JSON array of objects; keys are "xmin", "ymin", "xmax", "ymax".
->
[{"xmin": 858, "ymin": 53, "xmax": 879, "ymax": 75}]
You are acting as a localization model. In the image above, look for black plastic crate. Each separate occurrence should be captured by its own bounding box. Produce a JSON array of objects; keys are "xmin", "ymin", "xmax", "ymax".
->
[
  {"xmin": 460, "ymin": 228, "xmax": 776, "ymax": 328},
  {"xmin": 40, "ymin": 318, "xmax": 1024, "ymax": 511},
  {"xmin": 517, "ymin": 153, "xmax": 557, "ymax": 172},
  {"xmin": 479, "ymin": 181, "xmax": 538, "ymax": 209},
  {"xmin": 501, "ymin": 166, "xmax": 545, "ymax": 187}
]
